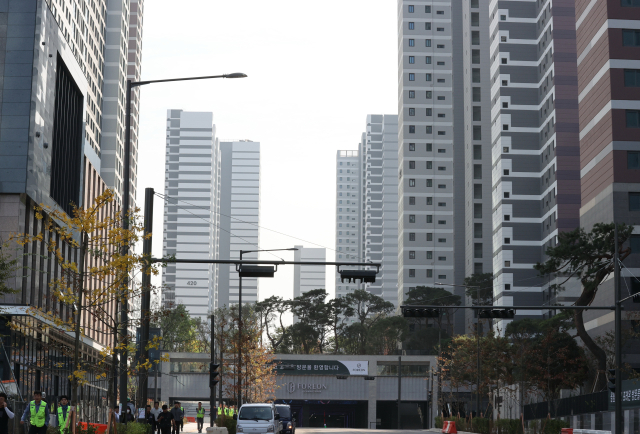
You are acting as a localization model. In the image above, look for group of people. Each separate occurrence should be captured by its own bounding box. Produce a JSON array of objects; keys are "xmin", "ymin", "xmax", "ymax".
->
[{"xmin": 3, "ymin": 389, "xmax": 241, "ymax": 434}]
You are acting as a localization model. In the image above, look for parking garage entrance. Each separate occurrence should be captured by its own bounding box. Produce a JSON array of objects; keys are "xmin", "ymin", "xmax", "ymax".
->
[{"xmin": 275, "ymin": 400, "xmax": 368, "ymax": 428}]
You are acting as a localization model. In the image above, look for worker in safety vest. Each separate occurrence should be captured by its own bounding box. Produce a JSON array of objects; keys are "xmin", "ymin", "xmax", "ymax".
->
[
  {"xmin": 55, "ymin": 396, "xmax": 71, "ymax": 434},
  {"xmin": 196, "ymin": 402, "xmax": 205, "ymax": 433},
  {"xmin": 224, "ymin": 405, "xmax": 231, "ymax": 417},
  {"xmin": 216, "ymin": 403, "xmax": 223, "ymax": 417},
  {"xmin": 20, "ymin": 391, "xmax": 50, "ymax": 434}
]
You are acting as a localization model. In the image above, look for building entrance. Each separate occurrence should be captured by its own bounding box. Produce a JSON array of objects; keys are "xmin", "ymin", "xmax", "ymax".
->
[{"xmin": 275, "ymin": 400, "xmax": 368, "ymax": 428}]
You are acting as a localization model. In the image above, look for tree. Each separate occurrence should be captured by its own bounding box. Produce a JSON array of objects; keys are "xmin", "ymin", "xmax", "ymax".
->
[
  {"xmin": 11, "ymin": 190, "xmax": 162, "ymax": 410},
  {"xmin": 326, "ymin": 297, "xmax": 353, "ymax": 354},
  {"xmin": 463, "ymin": 273, "xmax": 494, "ymax": 306},
  {"xmin": 255, "ymin": 296, "xmax": 290, "ymax": 351},
  {"xmin": 153, "ymin": 304, "xmax": 203, "ymax": 352},
  {"xmin": 534, "ymin": 223, "xmax": 634, "ymax": 391},
  {"xmin": 343, "ymin": 289, "xmax": 394, "ymax": 354},
  {"xmin": 290, "ymin": 289, "xmax": 331, "ymax": 354},
  {"xmin": 368, "ymin": 315, "xmax": 408, "ymax": 355}
]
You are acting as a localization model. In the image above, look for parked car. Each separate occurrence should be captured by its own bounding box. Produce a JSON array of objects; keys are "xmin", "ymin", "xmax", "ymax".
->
[
  {"xmin": 275, "ymin": 405, "xmax": 296, "ymax": 434},
  {"xmin": 234, "ymin": 403, "xmax": 281, "ymax": 433}
]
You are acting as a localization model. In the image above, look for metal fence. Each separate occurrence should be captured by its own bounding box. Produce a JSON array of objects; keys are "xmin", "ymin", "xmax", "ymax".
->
[{"xmin": 523, "ymin": 391, "xmax": 609, "ymax": 420}]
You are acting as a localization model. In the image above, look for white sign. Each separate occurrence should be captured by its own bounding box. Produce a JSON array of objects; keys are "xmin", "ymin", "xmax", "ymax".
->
[{"xmin": 339, "ymin": 361, "xmax": 369, "ymax": 376}]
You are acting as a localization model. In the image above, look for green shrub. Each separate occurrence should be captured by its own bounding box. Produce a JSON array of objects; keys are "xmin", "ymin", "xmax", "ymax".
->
[
  {"xmin": 472, "ymin": 417, "xmax": 490, "ymax": 434},
  {"xmin": 215, "ymin": 416, "xmax": 236, "ymax": 434},
  {"xmin": 124, "ymin": 423, "xmax": 151, "ymax": 434},
  {"xmin": 544, "ymin": 419, "xmax": 569, "ymax": 434},
  {"xmin": 435, "ymin": 416, "xmax": 443, "ymax": 429}
]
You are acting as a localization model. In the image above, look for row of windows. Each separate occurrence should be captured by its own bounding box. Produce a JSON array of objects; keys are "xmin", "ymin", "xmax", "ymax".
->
[
  {"xmin": 408, "ymin": 56, "xmax": 446, "ymax": 65},
  {"xmin": 407, "ymin": 143, "xmax": 436, "ymax": 152},
  {"xmin": 407, "ymin": 214, "xmax": 447, "ymax": 224},
  {"xmin": 408, "ymin": 5, "xmax": 443, "ymax": 13},
  {"xmin": 408, "ymin": 126, "xmax": 447, "ymax": 135},
  {"xmin": 408, "ymin": 22, "xmax": 445, "ymax": 31},
  {"xmin": 409, "ymin": 251, "xmax": 445, "ymax": 260},
  {"xmin": 409, "ymin": 73, "xmax": 445, "ymax": 82},
  {"xmin": 408, "ymin": 90, "xmax": 445, "ymax": 100},
  {"xmin": 408, "ymin": 232, "xmax": 447, "ymax": 242},
  {"xmin": 408, "ymin": 39, "xmax": 445, "ymax": 49},
  {"xmin": 408, "ymin": 269, "xmax": 447, "ymax": 279}
]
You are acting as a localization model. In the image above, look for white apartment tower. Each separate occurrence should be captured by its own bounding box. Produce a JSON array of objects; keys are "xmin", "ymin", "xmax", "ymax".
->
[
  {"xmin": 335, "ymin": 150, "xmax": 363, "ymax": 299},
  {"xmin": 162, "ymin": 110, "xmax": 219, "ymax": 319},
  {"xmin": 216, "ymin": 141, "xmax": 261, "ymax": 308},
  {"xmin": 397, "ymin": 1, "xmax": 466, "ymax": 333},
  {"xmin": 293, "ymin": 246, "xmax": 327, "ymax": 299},
  {"xmin": 101, "ymin": 0, "xmax": 145, "ymax": 208}
]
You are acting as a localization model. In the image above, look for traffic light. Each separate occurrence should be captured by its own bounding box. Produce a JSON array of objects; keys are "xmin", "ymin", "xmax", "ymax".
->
[
  {"xmin": 339, "ymin": 269, "xmax": 377, "ymax": 283},
  {"xmin": 210, "ymin": 362, "xmax": 220, "ymax": 388},
  {"xmin": 401, "ymin": 307, "xmax": 440, "ymax": 318},
  {"xmin": 238, "ymin": 265, "xmax": 275, "ymax": 278},
  {"xmin": 478, "ymin": 309, "xmax": 515, "ymax": 319},
  {"xmin": 608, "ymin": 368, "xmax": 616, "ymax": 393}
]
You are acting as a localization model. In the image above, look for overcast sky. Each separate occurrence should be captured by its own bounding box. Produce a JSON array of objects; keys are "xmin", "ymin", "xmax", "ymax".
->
[{"xmin": 137, "ymin": 0, "xmax": 397, "ymax": 316}]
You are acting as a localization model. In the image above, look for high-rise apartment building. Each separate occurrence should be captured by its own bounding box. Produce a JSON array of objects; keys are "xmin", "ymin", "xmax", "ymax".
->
[
  {"xmin": 216, "ymin": 140, "xmax": 261, "ymax": 308},
  {"xmin": 335, "ymin": 150, "xmax": 364, "ymax": 299},
  {"xmin": 293, "ymin": 246, "xmax": 327, "ymax": 299},
  {"xmin": 162, "ymin": 110, "xmax": 218, "ymax": 319},
  {"xmin": 462, "ymin": 0, "xmax": 493, "ymax": 332},
  {"xmin": 488, "ymin": 0, "xmax": 581, "ymax": 330},
  {"xmin": 397, "ymin": 1, "xmax": 466, "ymax": 333},
  {"xmin": 101, "ymin": 0, "xmax": 144, "ymax": 208},
  {"xmin": 574, "ymin": 0, "xmax": 640, "ymax": 354},
  {"xmin": 361, "ymin": 115, "xmax": 400, "ymax": 307}
]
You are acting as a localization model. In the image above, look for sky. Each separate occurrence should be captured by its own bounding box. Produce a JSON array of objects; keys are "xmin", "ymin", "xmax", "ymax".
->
[{"xmin": 137, "ymin": 0, "xmax": 398, "ymax": 317}]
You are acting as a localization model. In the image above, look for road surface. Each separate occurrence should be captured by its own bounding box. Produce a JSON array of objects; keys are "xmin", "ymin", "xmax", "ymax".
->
[{"xmin": 183, "ymin": 421, "xmax": 439, "ymax": 433}]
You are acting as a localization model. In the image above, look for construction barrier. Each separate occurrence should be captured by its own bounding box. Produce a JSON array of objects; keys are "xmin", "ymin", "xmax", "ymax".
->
[
  {"xmin": 186, "ymin": 417, "xmax": 195, "ymax": 422},
  {"xmin": 442, "ymin": 421, "xmax": 458, "ymax": 434},
  {"xmin": 561, "ymin": 429, "xmax": 573, "ymax": 434},
  {"xmin": 78, "ymin": 422, "xmax": 109, "ymax": 434}
]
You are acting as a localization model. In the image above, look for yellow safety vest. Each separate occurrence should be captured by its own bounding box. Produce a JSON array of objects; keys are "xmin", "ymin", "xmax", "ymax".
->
[
  {"xmin": 197, "ymin": 408, "xmax": 205, "ymax": 418},
  {"xmin": 30, "ymin": 401, "xmax": 46, "ymax": 428},
  {"xmin": 57, "ymin": 407, "xmax": 69, "ymax": 433},
  {"xmin": 217, "ymin": 407, "xmax": 223, "ymax": 415}
]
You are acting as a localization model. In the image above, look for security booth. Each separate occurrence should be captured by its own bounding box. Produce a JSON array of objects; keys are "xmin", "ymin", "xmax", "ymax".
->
[{"xmin": 273, "ymin": 354, "xmax": 437, "ymax": 429}]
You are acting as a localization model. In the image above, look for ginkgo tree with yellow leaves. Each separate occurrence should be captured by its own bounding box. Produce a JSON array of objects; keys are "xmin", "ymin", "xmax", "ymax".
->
[{"xmin": 11, "ymin": 189, "xmax": 164, "ymax": 410}]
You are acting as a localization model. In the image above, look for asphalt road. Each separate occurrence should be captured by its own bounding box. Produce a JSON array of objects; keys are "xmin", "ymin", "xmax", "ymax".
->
[{"xmin": 296, "ymin": 429, "xmax": 435, "ymax": 434}]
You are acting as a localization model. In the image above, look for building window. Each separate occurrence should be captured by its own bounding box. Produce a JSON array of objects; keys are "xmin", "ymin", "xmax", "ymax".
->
[
  {"xmin": 425, "ymin": 22, "xmax": 431, "ymax": 30},
  {"xmin": 473, "ymin": 126, "xmax": 482, "ymax": 140},
  {"xmin": 409, "ymin": 56, "xmax": 415, "ymax": 64},
  {"xmin": 474, "ymin": 203, "xmax": 482, "ymax": 218},
  {"xmin": 426, "ymin": 73, "xmax": 432, "ymax": 81},
  {"xmin": 473, "ymin": 87, "xmax": 481, "ymax": 102},
  {"xmin": 427, "ymin": 215, "xmax": 433, "ymax": 223},
  {"xmin": 471, "ymin": 12, "xmax": 479, "ymax": 26},
  {"xmin": 472, "ymin": 68, "xmax": 481, "ymax": 83},
  {"xmin": 437, "ymin": 10, "xmax": 444, "ymax": 15},
  {"xmin": 473, "ymin": 107, "xmax": 482, "ymax": 122},
  {"xmin": 427, "ymin": 251, "xmax": 433, "ymax": 259},
  {"xmin": 427, "ymin": 161, "xmax": 432, "ymax": 169},
  {"xmin": 474, "ymin": 243, "xmax": 483, "ymax": 258},
  {"xmin": 472, "ymin": 31, "xmax": 480, "ymax": 45},
  {"xmin": 426, "ymin": 126, "xmax": 433, "ymax": 134},
  {"xmin": 427, "ymin": 197, "xmax": 433, "ymax": 205},
  {"xmin": 427, "ymin": 233, "xmax": 433, "ymax": 241},
  {"xmin": 409, "ymin": 269, "xmax": 415, "ymax": 278},
  {"xmin": 505, "ymin": 261, "xmax": 511, "ymax": 267},
  {"xmin": 625, "ymin": 69, "xmax": 640, "ymax": 86},
  {"xmin": 503, "ymin": 124, "xmax": 509, "ymax": 131},
  {"xmin": 409, "ymin": 215, "xmax": 416, "ymax": 223},
  {"xmin": 409, "ymin": 39, "xmax": 415, "ymax": 47},
  {"xmin": 631, "ymin": 234, "xmax": 640, "ymax": 253},
  {"xmin": 409, "ymin": 233, "xmax": 416, "ymax": 241},
  {"xmin": 427, "ymin": 269, "xmax": 433, "ymax": 277},
  {"xmin": 408, "ymin": 22, "xmax": 415, "ymax": 30},
  {"xmin": 622, "ymin": 29, "xmax": 640, "ymax": 46},
  {"xmin": 438, "ymin": 238, "xmax": 446, "ymax": 243},
  {"xmin": 409, "ymin": 196, "xmax": 416, "ymax": 205},
  {"xmin": 437, "ymin": 44, "xmax": 445, "ymax": 48},
  {"xmin": 409, "ymin": 178, "xmax": 416, "ymax": 187},
  {"xmin": 409, "ymin": 161, "xmax": 416, "ymax": 169},
  {"xmin": 409, "ymin": 143, "xmax": 415, "ymax": 151},
  {"xmin": 622, "ymin": 0, "xmax": 640, "ymax": 5},
  {"xmin": 438, "ymin": 202, "xmax": 446, "ymax": 207},
  {"xmin": 437, "ymin": 78, "xmax": 445, "ymax": 83},
  {"xmin": 426, "ymin": 91, "xmax": 432, "ymax": 99},
  {"xmin": 438, "ymin": 184, "xmax": 446, "ymax": 189},
  {"xmin": 409, "ymin": 251, "xmax": 416, "ymax": 259},
  {"xmin": 438, "ymin": 274, "xmax": 447, "ymax": 279},
  {"xmin": 474, "ymin": 223, "xmax": 482, "ymax": 238},
  {"xmin": 427, "ymin": 143, "xmax": 432, "ymax": 152},
  {"xmin": 629, "ymin": 152, "xmax": 640, "ymax": 169},
  {"xmin": 409, "ymin": 125, "xmax": 415, "ymax": 133},
  {"xmin": 505, "ymin": 237, "xmax": 511, "ymax": 244},
  {"xmin": 472, "ymin": 49, "xmax": 481, "ymax": 64},
  {"xmin": 409, "ymin": 90, "xmax": 415, "ymax": 98},
  {"xmin": 505, "ymin": 284, "xmax": 511, "ymax": 290},
  {"xmin": 426, "ymin": 108, "xmax": 432, "ymax": 116},
  {"xmin": 630, "ymin": 193, "xmax": 640, "ymax": 211},
  {"xmin": 437, "ymin": 61, "xmax": 445, "ymax": 65},
  {"xmin": 409, "ymin": 108, "xmax": 415, "ymax": 116},
  {"xmin": 427, "ymin": 179, "xmax": 433, "ymax": 187},
  {"xmin": 473, "ymin": 145, "xmax": 482, "ymax": 159},
  {"xmin": 426, "ymin": 56, "xmax": 432, "ymax": 64},
  {"xmin": 409, "ymin": 73, "xmax": 415, "ymax": 81},
  {"xmin": 425, "ymin": 5, "xmax": 431, "ymax": 12},
  {"xmin": 627, "ymin": 110, "xmax": 640, "ymax": 128},
  {"xmin": 474, "ymin": 164, "xmax": 482, "ymax": 179},
  {"xmin": 408, "ymin": 5, "xmax": 414, "ymax": 12},
  {"xmin": 474, "ymin": 263, "xmax": 483, "ymax": 274},
  {"xmin": 425, "ymin": 39, "xmax": 432, "ymax": 47}
]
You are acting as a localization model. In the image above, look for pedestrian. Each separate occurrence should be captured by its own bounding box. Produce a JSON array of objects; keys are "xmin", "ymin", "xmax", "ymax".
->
[
  {"xmin": 150, "ymin": 402, "xmax": 162, "ymax": 434},
  {"xmin": 170, "ymin": 402, "xmax": 183, "ymax": 434},
  {"xmin": 145, "ymin": 405, "xmax": 155, "ymax": 426},
  {"xmin": 126, "ymin": 398, "xmax": 135, "ymax": 416},
  {"xmin": 112, "ymin": 406, "xmax": 121, "ymax": 424},
  {"xmin": 216, "ymin": 403, "xmax": 223, "ymax": 419},
  {"xmin": 195, "ymin": 402, "xmax": 205, "ymax": 433},
  {"xmin": 124, "ymin": 407, "xmax": 135, "ymax": 423},
  {"xmin": 20, "ymin": 391, "xmax": 50, "ymax": 434},
  {"xmin": 0, "ymin": 392, "xmax": 15, "ymax": 434},
  {"xmin": 54, "ymin": 396, "xmax": 71, "ymax": 434},
  {"xmin": 157, "ymin": 405, "xmax": 174, "ymax": 434}
]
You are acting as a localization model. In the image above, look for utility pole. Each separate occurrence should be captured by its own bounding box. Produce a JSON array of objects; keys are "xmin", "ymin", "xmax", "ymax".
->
[
  {"xmin": 614, "ymin": 225, "xmax": 622, "ymax": 434},
  {"xmin": 238, "ymin": 250, "xmax": 243, "ymax": 407},
  {"xmin": 397, "ymin": 356, "xmax": 402, "ymax": 430},
  {"xmin": 210, "ymin": 313, "xmax": 216, "ymax": 427},
  {"xmin": 139, "ymin": 188, "xmax": 154, "ymax": 408}
]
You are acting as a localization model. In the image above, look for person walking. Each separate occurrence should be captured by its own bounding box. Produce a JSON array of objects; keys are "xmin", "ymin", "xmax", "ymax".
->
[
  {"xmin": 112, "ymin": 406, "xmax": 121, "ymax": 424},
  {"xmin": 150, "ymin": 402, "xmax": 162, "ymax": 434},
  {"xmin": 195, "ymin": 402, "xmax": 205, "ymax": 433},
  {"xmin": 216, "ymin": 403, "xmax": 223, "ymax": 419},
  {"xmin": 54, "ymin": 396, "xmax": 70, "ymax": 434},
  {"xmin": 157, "ymin": 405, "xmax": 174, "ymax": 434},
  {"xmin": 145, "ymin": 406, "xmax": 155, "ymax": 426},
  {"xmin": 0, "ymin": 392, "xmax": 15, "ymax": 434},
  {"xmin": 20, "ymin": 391, "xmax": 50, "ymax": 434},
  {"xmin": 170, "ymin": 402, "xmax": 183, "ymax": 434}
]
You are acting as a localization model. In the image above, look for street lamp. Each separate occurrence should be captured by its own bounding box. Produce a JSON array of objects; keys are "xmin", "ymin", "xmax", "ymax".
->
[
  {"xmin": 237, "ymin": 248, "xmax": 297, "ymax": 407},
  {"xmin": 124, "ymin": 72, "xmax": 247, "ymax": 408}
]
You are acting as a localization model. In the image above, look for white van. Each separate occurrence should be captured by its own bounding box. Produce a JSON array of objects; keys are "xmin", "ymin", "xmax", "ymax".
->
[{"xmin": 233, "ymin": 403, "xmax": 282, "ymax": 433}]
